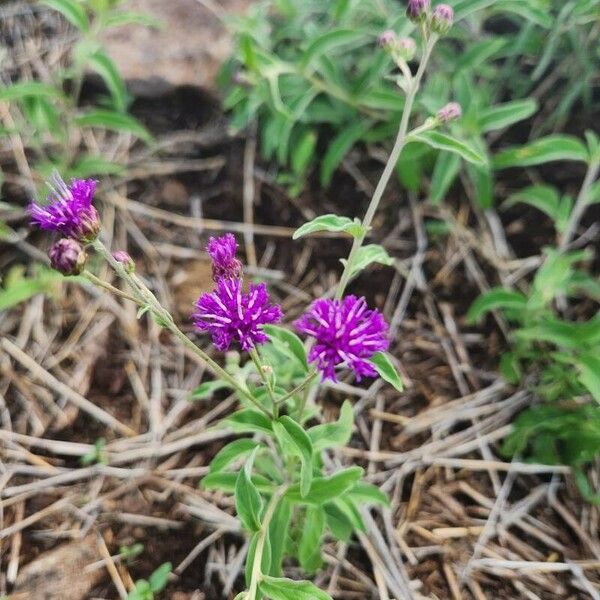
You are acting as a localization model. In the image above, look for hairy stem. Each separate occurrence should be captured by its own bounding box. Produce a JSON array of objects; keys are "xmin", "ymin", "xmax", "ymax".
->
[
  {"xmin": 246, "ymin": 487, "xmax": 287, "ymax": 600},
  {"xmin": 82, "ymin": 270, "xmax": 142, "ymax": 305},
  {"xmin": 335, "ymin": 35, "xmax": 437, "ymax": 299},
  {"xmin": 249, "ymin": 348, "xmax": 278, "ymax": 413}
]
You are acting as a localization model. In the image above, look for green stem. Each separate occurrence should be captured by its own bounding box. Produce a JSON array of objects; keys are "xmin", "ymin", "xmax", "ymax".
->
[
  {"xmin": 276, "ymin": 370, "xmax": 318, "ymax": 407},
  {"xmin": 82, "ymin": 270, "xmax": 142, "ymax": 305},
  {"xmin": 91, "ymin": 238, "xmax": 273, "ymax": 419},
  {"xmin": 246, "ymin": 486, "xmax": 287, "ymax": 600},
  {"xmin": 335, "ymin": 35, "xmax": 437, "ymax": 299},
  {"xmin": 249, "ymin": 348, "xmax": 278, "ymax": 411}
]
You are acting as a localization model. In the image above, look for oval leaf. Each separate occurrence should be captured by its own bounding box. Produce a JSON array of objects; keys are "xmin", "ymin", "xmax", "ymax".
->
[{"xmin": 369, "ymin": 352, "xmax": 404, "ymax": 392}]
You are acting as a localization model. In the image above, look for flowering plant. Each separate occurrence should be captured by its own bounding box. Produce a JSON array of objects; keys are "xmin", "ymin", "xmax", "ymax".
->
[{"xmin": 31, "ymin": 5, "xmax": 463, "ymax": 598}]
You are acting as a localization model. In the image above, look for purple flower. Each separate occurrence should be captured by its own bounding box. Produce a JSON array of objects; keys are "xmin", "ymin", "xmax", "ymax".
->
[
  {"xmin": 192, "ymin": 278, "xmax": 282, "ymax": 351},
  {"xmin": 437, "ymin": 102, "xmax": 462, "ymax": 123},
  {"xmin": 407, "ymin": 0, "xmax": 430, "ymax": 21},
  {"xmin": 48, "ymin": 238, "xmax": 86, "ymax": 275},
  {"xmin": 29, "ymin": 173, "xmax": 100, "ymax": 242},
  {"xmin": 378, "ymin": 30, "xmax": 397, "ymax": 49},
  {"xmin": 431, "ymin": 4, "xmax": 454, "ymax": 34},
  {"xmin": 207, "ymin": 233, "xmax": 242, "ymax": 281},
  {"xmin": 295, "ymin": 296, "xmax": 390, "ymax": 382}
]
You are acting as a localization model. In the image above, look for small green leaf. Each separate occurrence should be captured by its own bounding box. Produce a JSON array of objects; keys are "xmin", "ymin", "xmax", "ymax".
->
[
  {"xmin": 301, "ymin": 29, "xmax": 369, "ymax": 68},
  {"xmin": 320, "ymin": 121, "xmax": 370, "ymax": 186},
  {"xmin": 467, "ymin": 288, "xmax": 528, "ymax": 324},
  {"xmin": 268, "ymin": 499, "xmax": 292, "ymax": 577},
  {"xmin": 286, "ymin": 466, "xmax": 363, "ymax": 504},
  {"xmin": 190, "ymin": 380, "xmax": 231, "ymax": 401},
  {"xmin": 68, "ymin": 155, "xmax": 125, "ymax": 178},
  {"xmin": 430, "ymin": 151, "xmax": 461, "ymax": 204},
  {"xmin": 293, "ymin": 214, "xmax": 363, "ymax": 240},
  {"xmin": 478, "ymin": 99, "xmax": 538, "ymax": 133},
  {"xmin": 245, "ymin": 531, "xmax": 272, "ymax": 586},
  {"xmin": 575, "ymin": 354, "xmax": 600, "ymax": 404},
  {"xmin": 209, "ymin": 439, "xmax": 260, "ymax": 473},
  {"xmin": 75, "ymin": 110, "xmax": 152, "ymax": 142},
  {"xmin": 102, "ymin": 11, "xmax": 162, "ymax": 29},
  {"xmin": 298, "ymin": 506, "xmax": 325, "ymax": 573},
  {"xmin": 262, "ymin": 325, "xmax": 308, "ymax": 371},
  {"xmin": 223, "ymin": 409, "xmax": 273, "ymax": 435},
  {"xmin": 41, "ymin": 0, "xmax": 89, "ymax": 31},
  {"xmin": 235, "ymin": 448, "xmax": 263, "ymax": 532},
  {"xmin": 274, "ymin": 416, "xmax": 313, "ymax": 497},
  {"xmin": 342, "ymin": 244, "xmax": 394, "ymax": 279},
  {"xmin": 292, "ymin": 130, "xmax": 317, "ymax": 176},
  {"xmin": 87, "ymin": 50, "xmax": 128, "ymax": 112},
  {"xmin": 148, "ymin": 562, "xmax": 171, "ymax": 593},
  {"xmin": 410, "ymin": 131, "xmax": 487, "ymax": 165},
  {"xmin": 369, "ymin": 352, "xmax": 404, "ymax": 392},
  {"xmin": 308, "ymin": 400, "xmax": 353, "ymax": 451},
  {"xmin": 259, "ymin": 575, "xmax": 334, "ymax": 600},
  {"xmin": 494, "ymin": 135, "xmax": 589, "ymax": 169},
  {"xmin": 347, "ymin": 482, "xmax": 390, "ymax": 507},
  {"xmin": 0, "ymin": 82, "xmax": 64, "ymax": 102}
]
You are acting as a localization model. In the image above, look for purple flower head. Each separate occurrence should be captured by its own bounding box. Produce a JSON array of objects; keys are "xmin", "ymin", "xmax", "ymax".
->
[
  {"xmin": 397, "ymin": 37, "xmax": 417, "ymax": 60},
  {"xmin": 112, "ymin": 250, "xmax": 135, "ymax": 273},
  {"xmin": 407, "ymin": 0, "xmax": 430, "ymax": 21},
  {"xmin": 437, "ymin": 101, "xmax": 462, "ymax": 123},
  {"xmin": 207, "ymin": 233, "xmax": 243, "ymax": 282},
  {"xmin": 192, "ymin": 278, "xmax": 282, "ymax": 351},
  {"xmin": 48, "ymin": 238, "xmax": 86, "ymax": 275},
  {"xmin": 431, "ymin": 3, "xmax": 454, "ymax": 34},
  {"xmin": 29, "ymin": 172, "xmax": 100, "ymax": 242},
  {"xmin": 295, "ymin": 296, "xmax": 390, "ymax": 382}
]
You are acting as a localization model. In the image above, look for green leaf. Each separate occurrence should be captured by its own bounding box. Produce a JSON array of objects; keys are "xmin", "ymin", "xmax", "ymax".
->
[
  {"xmin": 148, "ymin": 562, "xmax": 171, "ymax": 593},
  {"xmin": 87, "ymin": 50, "xmax": 128, "ymax": 112},
  {"xmin": 201, "ymin": 472, "xmax": 274, "ymax": 494},
  {"xmin": 274, "ymin": 416, "xmax": 313, "ymax": 497},
  {"xmin": 0, "ymin": 82, "xmax": 64, "ymax": 102},
  {"xmin": 68, "ymin": 155, "xmax": 125, "ymax": 178},
  {"xmin": 347, "ymin": 482, "xmax": 390, "ymax": 507},
  {"xmin": 190, "ymin": 380, "xmax": 231, "ymax": 401},
  {"xmin": 292, "ymin": 130, "xmax": 317, "ymax": 176},
  {"xmin": 262, "ymin": 325, "xmax": 308, "ymax": 370},
  {"xmin": 298, "ymin": 506, "xmax": 325, "ymax": 573},
  {"xmin": 41, "ymin": 0, "xmax": 89, "ymax": 31},
  {"xmin": 410, "ymin": 130, "xmax": 486, "ymax": 165},
  {"xmin": 102, "ymin": 11, "xmax": 162, "ymax": 29},
  {"xmin": 259, "ymin": 575, "xmax": 334, "ymax": 600},
  {"xmin": 0, "ymin": 266, "xmax": 66, "ymax": 311},
  {"xmin": 430, "ymin": 151, "xmax": 460, "ymax": 204},
  {"xmin": 494, "ymin": 135, "xmax": 589, "ymax": 169},
  {"xmin": 308, "ymin": 400, "xmax": 353, "ymax": 451},
  {"xmin": 245, "ymin": 531, "xmax": 272, "ymax": 586},
  {"xmin": 293, "ymin": 214, "xmax": 363, "ymax": 240},
  {"xmin": 342, "ymin": 244, "xmax": 394, "ymax": 279},
  {"xmin": 320, "ymin": 121, "xmax": 369, "ymax": 186},
  {"xmin": 268, "ymin": 498, "xmax": 292, "ymax": 577},
  {"xmin": 209, "ymin": 439, "xmax": 260, "ymax": 473},
  {"xmin": 575, "ymin": 354, "xmax": 600, "ymax": 404},
  {"xmin": 478, "ymin": 99, "xmax": 538, "ymax": 133},
  {"xmin": 369, "ymin": 352, "xmax": 403, "ymax": 392},
  {"xmin": 324, "ymin": 504, "xmax": 354, "ymax": 542},
  {"xmin": 286, "ymin": 467, "xmax": 363, "ymax": 504},
  {"xmin": 301, "ymin": 29, "xmax": 369, "ymax": 68},
  {"xmin": 466, "ymin": 288, "xmax": 528, "ymax": 324},
  {"xmin": 235, "ymin": 448, "xmax": 263, "ymax": 532},
  {"xmin": 224, "ymin": 409, "xmax": 273, "ymax": 435},
  {"xmin": 74, "ymin": 110, "xmax": 152, "ymax": 142},
  {"xmin": 505, "ymin": 185, "xmax": 561, "ymax": 221}
]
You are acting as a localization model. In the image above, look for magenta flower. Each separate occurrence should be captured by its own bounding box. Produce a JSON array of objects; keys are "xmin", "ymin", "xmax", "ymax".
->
[
  {"xmin": 112, "ymin": 250, "xmax": 135, "ymax": 273},
  {"xmin": 295, "ymin": 296, "xmax": 390, "ymax": 382},
  {"xmin": 431, "ymin": 4, "xmax": 454, "ymax": 34},
  {"xmin": 207, "ymin": 233, "xmax": 242, "ymax": 281},
  {"xmin": 437, "ymin": 102, "xmax": 462, "ymax": 123},
  {"xmin": 407, "ymin": 0, "xmax": 430, "ymax": 21},
  {"xmin": 29, "ymin": 173, "xmax": 100, "ymax": 242},
  {"xmin": 193, "ymin": 278, "xmax": 282, "ymax": 351}
]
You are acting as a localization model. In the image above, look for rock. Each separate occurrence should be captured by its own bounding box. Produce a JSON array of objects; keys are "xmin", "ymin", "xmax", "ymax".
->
[
  {"xmin": 14, "ymin": 536, "xmax": 103, "ymax": 600},
  {"xmin": 100, "ymin": 0, "xmax": 252, "ymax": 95}
]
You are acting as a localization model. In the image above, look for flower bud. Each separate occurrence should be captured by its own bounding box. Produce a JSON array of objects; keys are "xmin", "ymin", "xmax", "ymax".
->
[
  {"xmin": 396, "ymin": 37, "xmax": 417, "ymax": 61},
  {"xmin": 49, "ymin": 238, "xmax": 86, "ymax": 275},
  {"xmin": 112, "ymin": 250, "xmax": 135, "ymax": 274},
  {"xmin": 378, "ymin": 30, "xmax": 397, "ymax": 49},
  {"xmin": 406, "ymin": 0, "xmax": 430, "ymax": 22},
  {"xmin": 437, "ymin": 102, "xmax": 462, "ymax": 123},
  {"xmin": 431, "ymin": 4, "xmax": 454, "ymax": 34}
]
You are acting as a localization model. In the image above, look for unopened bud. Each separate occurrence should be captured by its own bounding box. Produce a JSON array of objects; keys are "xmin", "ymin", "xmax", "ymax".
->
[
  {"xmin": 378, "ymin": 30, "xmax": 397, "ymax": 49},
  {"xmin": 112, "ymin": 250, "xmax": 135, "ymax": 274},
  {"xmin": 49, "ymin": 238, "xmax": 86, "ymax": 275},
  {"xmin": 406, "ymin": 0, "xmax": 430, "ymax": 22},
  {"xmin": 431, "ymin": 4, "xmax": 454, "ymax": 34},
  {"xmin": 396, "ymin": 37, "xmax": 416, "ymax": 60},
  {"xmin": 261, "ymin": 365, "xmax": 273, "ymax": 376},
  {"xmin": 437, "ymin": 102, "xmax": 462, "ymax": 123}
]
